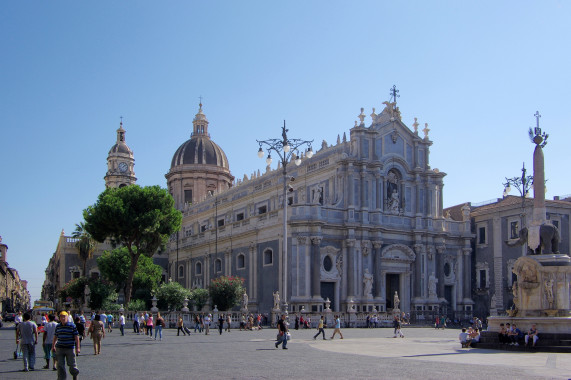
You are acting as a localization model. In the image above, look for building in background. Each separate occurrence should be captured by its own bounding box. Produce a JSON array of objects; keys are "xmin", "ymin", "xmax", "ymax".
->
[
  {"xmin": 446, "ymin": 195, "xmax": 571, "ymax": 320},
  {"xmin": 0, "ymin": 236, "xmax": 31, "ymax": 313},
  {"xmin": 166, "ymin": 99, "xmax": 475, "ymax": 320}
]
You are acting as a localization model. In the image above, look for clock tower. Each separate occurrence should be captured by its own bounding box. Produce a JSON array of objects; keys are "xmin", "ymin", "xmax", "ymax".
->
[{"xmin": 104, "ymin": 120, "xmax": 137, "ymax": 188}]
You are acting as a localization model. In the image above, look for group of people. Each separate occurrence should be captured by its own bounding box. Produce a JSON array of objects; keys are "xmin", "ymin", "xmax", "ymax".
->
[
  {"xmin": 133, "ymin": 311, "xmax": 165, "ymax": 340},
  {"xmin": 239, "ymin": 313, "xmax": 264, "ymax": 330},
  {"xmin": 498, "ymin": 322, "xmax": 539, "ymax": 347},
  {"xmin": 458, "ymin": 327, "xmax": 481, "ymax": 347}
]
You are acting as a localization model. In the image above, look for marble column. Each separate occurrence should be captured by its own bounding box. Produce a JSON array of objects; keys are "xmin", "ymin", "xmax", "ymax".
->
[
  {"xmin": 372, "ymin": 241, "xmax": 383, "ymax": 298},
  {"xmin": 435, "ymin": 244, "xmax": 446, "ymax": 298},
  {"xmin": 456, "ymin": 250, "xmax": 463, "ymax": 305},
  {"xmin": 463, "ymin": 247, "xmax": 472, "ymax": 300},
  {"xmin": 311, "ymin": 236, "xmax": 322, "ymax": 298},
  {"xmin": 346, "ymin": 239, "xmax": 356, "ymax": 297},
  {"xmin": 413, "ymin": 244, "xmax": 424, "ymax": 298},
  {"xmin": 296, "ymin": 236, "xmax": 308, "ymax": 298}
]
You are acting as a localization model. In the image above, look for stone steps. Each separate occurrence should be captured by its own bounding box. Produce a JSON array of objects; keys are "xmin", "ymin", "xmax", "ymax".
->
[{"xmin": 474, "ymin": 331, "xmax": 571, "ymax": 353}]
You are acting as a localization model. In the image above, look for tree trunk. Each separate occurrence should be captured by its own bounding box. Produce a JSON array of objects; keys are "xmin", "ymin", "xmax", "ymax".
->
[{"xmin": 124, "ymin": 252, "xmax": 140, "ymax": 306}]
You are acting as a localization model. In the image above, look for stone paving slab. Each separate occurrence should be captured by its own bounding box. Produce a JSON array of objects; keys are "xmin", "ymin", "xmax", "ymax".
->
[{"xmin": 0, "ymin": 325, "xmax": 569, "ymax": 379}]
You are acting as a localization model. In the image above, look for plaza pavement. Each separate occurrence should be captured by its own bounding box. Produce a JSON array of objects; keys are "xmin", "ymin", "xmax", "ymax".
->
[{"xmin": 1, "ymin": 323, "xmax": 569, "ymax": 379}]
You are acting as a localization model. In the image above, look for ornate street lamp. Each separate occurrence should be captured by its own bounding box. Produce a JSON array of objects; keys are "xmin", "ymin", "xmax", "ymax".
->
[{"xmin": 257, "ymin": 121, "xmax": 313, "ymax": 311}]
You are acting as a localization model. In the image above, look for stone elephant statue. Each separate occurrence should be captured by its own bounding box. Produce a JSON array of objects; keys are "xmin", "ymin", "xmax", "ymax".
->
[{"xmin": 505, "ymin": 223, "xmax": 560, "ymax": 254}]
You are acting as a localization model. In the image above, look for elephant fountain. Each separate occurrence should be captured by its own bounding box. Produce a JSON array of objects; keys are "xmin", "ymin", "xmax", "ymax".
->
[{"xmin": 506, "ymin": 223, "xmax": 560, "ymax": 254}]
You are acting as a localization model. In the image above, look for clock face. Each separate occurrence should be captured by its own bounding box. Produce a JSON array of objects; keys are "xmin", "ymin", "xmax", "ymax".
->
[{"xmin": 118, "ymin": 162, "xmax": 128, "ymax": 173}]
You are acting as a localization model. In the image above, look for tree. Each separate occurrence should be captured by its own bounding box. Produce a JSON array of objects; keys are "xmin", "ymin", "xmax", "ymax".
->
[
  {"xmin": 190, "ymin": 288, "xmax": 209, "ymax": 311},
  {"xmin": 97, "ymin": 247, "xmax": 162, "ymax": 298},
  {"xmin": 209, "ymin": 276, "xmax": 244, "ymax": 311},
  {"xmin": 58, "ymin": 277, "xmax": 116, "ymax": 311},
  {"xmin": 72, "ymin": 222, "xmax": 97, "ymax": 277},
  {"xmin": 155, "ymin": 281, "xmax": 191, "ymax": 311},
  {"xmin": 83, "ymin": 185, "xmax": 182, "ymax": 305}
]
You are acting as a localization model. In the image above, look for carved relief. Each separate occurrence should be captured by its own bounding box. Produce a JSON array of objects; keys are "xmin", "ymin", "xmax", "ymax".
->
[
  {"xmin": 380, "ymin": 244, "xmax": 416, "ymax": 261},
  {"xmin": 297, "ymin": 236, "xmax": 308, "ymax": 245},
  {"xmin": 310, "ymin": 236, "xmax": 322, "ymax": 246},
  {"xmin": 512, "ymin": 257, "xmax": 539, "ymax": 289}
]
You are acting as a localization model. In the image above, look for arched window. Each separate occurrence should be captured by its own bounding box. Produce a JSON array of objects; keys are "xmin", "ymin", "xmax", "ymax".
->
[
  {"xmin": 215, "ymin": 259, "xmax": 222, "ymax": 273},
  {"xmin": 263, "ymin": 249, "xmax": 273, "ymax": 265},
  {"xmin": 195, "ymin": 261, "xmax": 202, "ymax": 275},
  {"xmin": 237, "ymin": 253, "xmax": 246, "ymax": 269},
  {"xmin": 178, "ymin": 265, "xmax": 185, "ymax": 278}
]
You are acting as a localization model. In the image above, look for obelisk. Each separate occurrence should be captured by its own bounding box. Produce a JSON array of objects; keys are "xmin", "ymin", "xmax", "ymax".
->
[{"xmin": 528, "ymin": 111, "xmax": 547, "ymax": 251}]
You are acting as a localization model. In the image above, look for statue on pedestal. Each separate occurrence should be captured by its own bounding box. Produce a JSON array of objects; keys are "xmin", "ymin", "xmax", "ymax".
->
[
  {"xmin": 428, "ymin": 272, "xmax": 438, "ymax": 298},
  {"xmin": 273, "ymin": 291, "xmax": 280, "ymax": 310},
  {"xmin": 393, "ymin": 291, "xmax": 400, "ymax": 310},
  {"xmin": 362, "ymin": 269, "xmax": 373, "ymax": 299},
  {"xmin": 242, "ymin": 291, "xmax": 249, "ymax": 310}
]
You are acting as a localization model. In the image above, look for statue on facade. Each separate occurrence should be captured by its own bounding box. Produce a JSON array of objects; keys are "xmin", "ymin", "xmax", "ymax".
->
[
  {"xmin": 363, "ymin": 269, "xmax": 373, "ymax": 299},
  {"xmin": 544, "ymin": 277, "xmax": 555, "ymax": 309},
  {"xmin": 273, "ymin": 291, "xmax": 280, "ymax": 310},
  {"xmin": 242, "ymin": 291, "xmax": 249, "ymax": 310},
  {"xmin": 389, "ymin": 190, "xmax": 400, "ymax": 213},
  {"xmin": 428, "ymin": 272, "xmax": 438, "ymax": 298},
  {"xmin": 393, "ymin": 291, "xmax": 400, "ymax": 310}
]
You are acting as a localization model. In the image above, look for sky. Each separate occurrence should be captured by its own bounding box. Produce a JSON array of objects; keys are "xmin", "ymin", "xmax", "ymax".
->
[{"xmin": 1, "ymin": 1, "xmax": 569, "ymax": 304}]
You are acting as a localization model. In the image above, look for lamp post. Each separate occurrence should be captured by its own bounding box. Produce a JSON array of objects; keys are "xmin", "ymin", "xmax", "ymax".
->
[
  {"xmin": 503, "ymin": 162, "xmax": 534, "ymax": 229},
  {"xmin": 257, "ymin": 121, "xmax": 313, "ymax": 311}
]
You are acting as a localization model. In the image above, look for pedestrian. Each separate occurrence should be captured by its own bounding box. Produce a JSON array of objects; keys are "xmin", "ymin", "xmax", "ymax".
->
[
  {"xmin": 73, "ymin": 316, "xmax": 85, "ymax": 351},
  {"xmin": 15, "ymin": 311, "xmax": 23, "ymax": 326},
  {"xmin": 87, "ymin": 314, "xmax": 105, "ymax": 355},
  {"xmin": 43, "ymin": 314, "xmax": 58, "ymax": 370},
  {"xmin": 119, "ymin": 312, "xmax": 125, "ymax": 336},
  {"xmin": 274, "ymin": 314, "xmax": 288, "ymax": 349},
  {"xmin": 204, "ymin": 314, "xmax": 211, "ymax": 335},
  {"xmin": 194, "ymin": 314, "xmax": 200, "ymax": 333},
  {"xmin": 52, "ymin": 311, "xmax": 80, "ymax": 380},
  {"xmin": 138, "ymin": 313, "xmax": 146, "ymax": 335},
  {"xmin": 393, "ymin": 316, "xmax": 404, "ymax": 338},
  {"xmin": 226, "ymin": 314, "xmax": 232, "ymax": 332},
  {"xmin": 177, "ymin": 316, "xmax": 187, "ymax": 336},
  {"xmin": 218, "ymin": 314, "xmax": 225, "ymax": 335},
  {"xmin": 313, "ymin": 315, "xmax": 327, "ymax": 340},
  {"xmin": 106, "ymin": 313, "xmax": 113, "ymax": 333},
  {"xmin": 146, "ymin": 313, "xmax": 154, "ymax": 338},
  {"xmin": 133, "ymin": 313, "xmax": 139, "ymax": 334},
  {"xmin": 155, "ymin": 312, "xmax": 165, "ymax": 341},
  {"xmin": 295, "ymin": 315, "xmax": 299, "ymax": 330},
  {"xmin": 16, "ymin": 312, "xmax": 38, "ymax": 372},
  {"xmin": 330, "ymin": 315, "xmax": 344, "ymax": 339},
  {"xmin": 100, "ymin": 311, "xmax": 107, "ymax": 331}
]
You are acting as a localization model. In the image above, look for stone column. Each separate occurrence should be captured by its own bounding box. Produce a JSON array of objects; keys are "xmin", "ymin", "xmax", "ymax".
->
[
  {"xmin": 372, "ymin": 241, "xmax": 383, "ymax": 298},
  {"xmin": 462, "ymin": 247, "xmax": 472, "ymax": 300},
  {"xmin": 413, "ymin": 244, "xmax": 424, "ymax": 298},
  {"xmin": 249, "ymin": 243, "xmax": 256, "ymax": 300},
  {"xmin": 225, "ymin": 249, "xmax": 231, "ymax": 276},
  {"xmin": 205, "ymin": 253, "xmax": 211, "ymax": 288},
  {"xmin": 296, "ymin": 236, "xmax": 309, "ymax": 298},
  {"xmin": 456, "ymin": 250, "xmax": 463, "ymax": 305},
  {"xmin": 492, "ymin": 216, "xmax": 504, "ymax": 310},
  {"xmin": 435, "ymin": 244, "xmax": 446, "ymax": 298},
  {"xmin": 346, "ymin": 239, "xmax": 356, "ymax": 297},
  {"xmin": 310, "ymin": 236, "xmax": 322, "ymax": 298}
]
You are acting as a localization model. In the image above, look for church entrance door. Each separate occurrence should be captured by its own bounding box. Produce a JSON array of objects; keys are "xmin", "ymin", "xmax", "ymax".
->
[
  {"xmin": 386, "ymin": 273, "xmax": 400, "ymax": 309},
  {"xmin": 321, "ymin": 282, "xmax": 335, "ymax": 311}
]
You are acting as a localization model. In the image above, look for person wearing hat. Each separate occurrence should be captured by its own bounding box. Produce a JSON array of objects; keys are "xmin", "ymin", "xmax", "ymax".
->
[{"xmin": 52, "ymin": 311, "xmax": 80, "ymax": 380}]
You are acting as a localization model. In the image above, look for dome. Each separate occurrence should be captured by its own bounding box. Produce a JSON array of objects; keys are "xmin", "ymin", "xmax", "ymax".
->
[
  {"xmin": 170, "ymin": 135, "xmax": 230, "ymax": 169},
  {"xmin": 108, "ymin": 142, "xmax": 132, "ymax": 155}
]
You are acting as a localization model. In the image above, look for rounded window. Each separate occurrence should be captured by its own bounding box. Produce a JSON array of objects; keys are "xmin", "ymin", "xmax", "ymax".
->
[
  {"xmin": 444, "ymin": 262, "xmax": 451, "ymax": 277},
  {"xmin": 323, "ymin": 256, "xmax": 333, "ymax": 272}
]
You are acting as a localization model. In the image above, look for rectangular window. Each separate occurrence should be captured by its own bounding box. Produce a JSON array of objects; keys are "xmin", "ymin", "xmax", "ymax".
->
[
  {"xmin": 201, "ymin": 225, "xmax": 207, "ymax": 232},
  {"xmin": 184, "ymin": 190, "xmax": 193, "ymax": 204},
  {"xmin": 218, "ymin": 219, "xmax": 225, "ymax": 227},
  {"xmin": 236, "ymin": 213, "xmax": 244, "ymax": 221},
  {"xmin": 510, "ymin": 221, "xmax": 519, "ymax": 239},
  {"xmin": 479, "ymin": 270, "xmax": 486, "ymax": 288},
  {"xmin": 478, "ymin": 227, "xmax": 486, "ymax": 244},
  {"xmin": 258, "ymin": 205, "xmax": 267, "ymax": 214}
]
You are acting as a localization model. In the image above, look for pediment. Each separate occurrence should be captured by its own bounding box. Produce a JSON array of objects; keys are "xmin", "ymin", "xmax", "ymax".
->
[{"xmin": 381, "ymin": 244, "xmax": 416, "ymax": 261}]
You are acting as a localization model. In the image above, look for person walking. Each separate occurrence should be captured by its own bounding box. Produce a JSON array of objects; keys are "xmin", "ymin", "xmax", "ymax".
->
[
  {"xmin": 133, "ymin": 313, "xmax": 139, "ymax": 334},
  {"xmin": 106, "ymin": 314, "xmax": 113, "ymax": 333},
  {"xmin": 73, "ymin": 316, "xmax": 85, "ymax": 352},
  {"xmin": 274, "ymin": 314, "xmax": 288, "ymax": 349},
  {"xmin": 204, "ymin": 314, "xmax": 211, "ymax": 335},
  {"xmin": 138, "ymin": 313, "xmax": 146, "ymax": 335},
  {"xmin": 177, "ymin": 316, "xmax": 187, "ymax": 336},
  {"xmin": 52, "ymin": 311, "xmax": 80, "ymax": 380},
  {"xmin": 194, "ymin": 315, "xmax": 200, "ymax": 333},
  {"xmin": 42, "ymin": 314, "xmax": 58, "ymax": 370},
  {"xmin": 330, "ymin": 315, "xmax": 344, "ymax": 339},
  {"xmin": 146, "ymin": 314, "xmax": 154, "ymax": 338},
  {"xmin": 119, "ymin": 312, "xmax": 125, "ymax": 336},
  {"xmin": 226, "ymin": 314, "xmax": 232, "ymax": 332},
  {"xmin": 16, "ymin": 312, "xmax": 38, "ymax": 372},
  {"xmin": 218, "ymin": 314, "xmax": 225, "ymax": 335},
  {"xmin": 155, "ymin": 312, "xmax": 165, "ymax": 341},
  {"xmin": 87, "ymin": 314, "xmax": 105, "ymax": 355},
  {"xmin": 313, "ymin": 316, "xmax": 327, "ymax": 340}
]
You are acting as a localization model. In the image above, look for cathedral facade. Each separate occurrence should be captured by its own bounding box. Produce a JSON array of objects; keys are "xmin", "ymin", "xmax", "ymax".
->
[{"xmin": 166, "ymin": 100, "xmax": 475, "ymax": 319}]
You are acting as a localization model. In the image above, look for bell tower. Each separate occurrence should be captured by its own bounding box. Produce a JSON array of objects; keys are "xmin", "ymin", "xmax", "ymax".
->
[{"xmin": 104, "ymin": 119, "xmax": 137, "ymax": 188}]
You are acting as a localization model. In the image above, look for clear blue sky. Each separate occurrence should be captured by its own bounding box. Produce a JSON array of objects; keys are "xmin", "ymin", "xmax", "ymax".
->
[{"xmin": 1, "ymin": 1, "xmax": 569, "ymax": 304}]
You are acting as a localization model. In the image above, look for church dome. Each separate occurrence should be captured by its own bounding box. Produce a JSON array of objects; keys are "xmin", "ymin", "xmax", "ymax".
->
[
  {"xmin": 170, "ymin": 103, "xmax": 230, "ymax": 169},
  {"xmin": 108, "ymin": 122, "xmax": 133, "ymax": 155}
]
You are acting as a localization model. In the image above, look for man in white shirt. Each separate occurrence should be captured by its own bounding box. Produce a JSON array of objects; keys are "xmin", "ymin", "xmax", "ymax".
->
[
  {"xmin": 119, "ymin": 313, "xmax": 126, "ymax": 336},
  {"xmin": 204, "ymin": 314, "xmax": 211, "ymax": 335}
]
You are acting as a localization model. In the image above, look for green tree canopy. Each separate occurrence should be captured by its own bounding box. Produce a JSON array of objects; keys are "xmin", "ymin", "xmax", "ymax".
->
[
  {"xmin": 83, "ymin": 185, "xmax": 181, "ymax": 304},
  {"xmin": 59, "ymin": 277, "xmax": 116, "ymax": 311},
  {"xmin": 209, "ymin": 276, "xmax": 244, "ymax": 311},
  {"xmin": 190, "ymin": 288, "xmax": 209, "ymax": 312},
  {"xmin": 155, "ymin": 281, "xmax": 191, "ymax": 311},
  {"xmin": 97, "ymin": 247, "xmax": 162, "ymax": 297}
]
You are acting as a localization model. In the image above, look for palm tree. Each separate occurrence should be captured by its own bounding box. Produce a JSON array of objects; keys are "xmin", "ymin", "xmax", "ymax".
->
[{"xmin": 72, "ymin": 222, "xmax": 97, "ymax": 278}]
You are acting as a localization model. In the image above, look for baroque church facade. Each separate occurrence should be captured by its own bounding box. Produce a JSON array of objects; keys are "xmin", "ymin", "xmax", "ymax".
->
[{"xmin": 165, "ymin": 99, "xmax": 475, "ymax": 320}]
